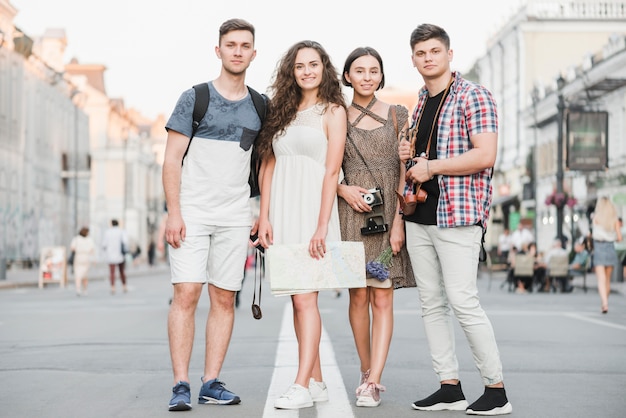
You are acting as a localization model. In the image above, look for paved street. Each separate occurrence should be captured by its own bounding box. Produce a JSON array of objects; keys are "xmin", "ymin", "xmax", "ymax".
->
[{"xmin": 0, "ymin": 263, "xmax": 625, "ymax": 418}]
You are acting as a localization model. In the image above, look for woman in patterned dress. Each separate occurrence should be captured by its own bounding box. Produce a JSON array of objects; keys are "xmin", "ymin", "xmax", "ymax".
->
[{"xmin": 338, "ymin": 47, "xmax": 416, "ymax": 407}]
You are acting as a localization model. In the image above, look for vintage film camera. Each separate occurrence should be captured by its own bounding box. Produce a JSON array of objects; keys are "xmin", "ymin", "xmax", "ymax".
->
[{"xmin": 360, "ymin": 187, "xmax": 388, "ymax": 235}]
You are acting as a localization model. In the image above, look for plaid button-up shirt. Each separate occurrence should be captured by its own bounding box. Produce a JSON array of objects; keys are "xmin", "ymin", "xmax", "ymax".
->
[{"xmin": 409, "ymin": 71, "xmax": 497, "ymax": 229}]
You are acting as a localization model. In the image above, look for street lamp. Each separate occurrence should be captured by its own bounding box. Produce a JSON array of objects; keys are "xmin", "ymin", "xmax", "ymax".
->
[
  {"xmin": 531, "ymin": 86, "xmax": 540, "ymax": 245},
  {"xmin": 122, "ymin": 126, "xmax": 129, "ymax": 230},
  {"xmin": 556, "ymin": 75, "xmax": 566, "ymax": 247},
  {"xmin": 69, "ymin": 90, "xmax": 84, "ymax": 238}
]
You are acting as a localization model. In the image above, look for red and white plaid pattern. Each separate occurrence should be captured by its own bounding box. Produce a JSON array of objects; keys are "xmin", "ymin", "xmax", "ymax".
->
[{"xmin": 408, "ymin": 71, "xmax": 497, "ymax": 229}]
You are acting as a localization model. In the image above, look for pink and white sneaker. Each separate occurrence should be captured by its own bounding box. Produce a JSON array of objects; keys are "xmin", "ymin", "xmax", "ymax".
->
[{"xmin": 356, "ymin": 382, "xmax": 385, "ymax": 407}]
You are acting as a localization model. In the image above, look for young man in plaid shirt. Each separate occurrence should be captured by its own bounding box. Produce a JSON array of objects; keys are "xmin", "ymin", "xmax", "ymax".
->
[{"xmin": 400, "ymin": 23, "xmax": 512, "ymax": 416}]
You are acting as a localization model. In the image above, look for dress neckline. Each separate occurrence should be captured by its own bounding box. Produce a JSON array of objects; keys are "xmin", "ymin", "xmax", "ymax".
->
[{"xmin": 298, "ymin": 102, "xmax": 322, "ymax": 113}]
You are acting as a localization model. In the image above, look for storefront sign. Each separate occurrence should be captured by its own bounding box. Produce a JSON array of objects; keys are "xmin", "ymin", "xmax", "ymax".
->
[{"xmin": 566, "ymin": 111, "xmax": 608, "ymax": 171}]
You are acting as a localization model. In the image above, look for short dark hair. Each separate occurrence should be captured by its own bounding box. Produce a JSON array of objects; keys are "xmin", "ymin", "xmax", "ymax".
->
[
  {"xmin": 219, "ymin": 18, "xmax": 255, "ymax": 44},
  {"xmin": 111, "ymin": 219, "xmax": 119, "ymax": 226},
  {"xmin": 410, "ymin": 23, "xmax": 450, "ymax": 50},
  {"xmin": 342, "ymin": 46, "xmax": 385, "ymax": 90}
]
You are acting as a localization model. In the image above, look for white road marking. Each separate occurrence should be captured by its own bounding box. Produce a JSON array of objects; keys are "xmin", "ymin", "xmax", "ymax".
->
[
  {"xmin": 263, "ymin": 302, "xmax": 354, "ymax": 418},
  {"xmin": 562, "ymin": 312, "xmax": 626, "ymax": 331}
]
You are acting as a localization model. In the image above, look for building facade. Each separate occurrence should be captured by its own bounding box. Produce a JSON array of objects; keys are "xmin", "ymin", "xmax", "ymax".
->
[
  {"xmin": 468, "ymin": 0, "xmax": 626, "ymax": 252},
  {"xmin": 0, "ymin": 0, "xmax": 164, "ymax": 271}
]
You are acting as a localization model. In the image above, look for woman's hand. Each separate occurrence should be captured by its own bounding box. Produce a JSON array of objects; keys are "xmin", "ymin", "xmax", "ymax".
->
[
  {"xmin": 339, "ymin": 184, "xmax": 372, "ymax": 213},
  {"xmin": 309, "ymin": 225, "xmax": 328, "ymax": 259}
]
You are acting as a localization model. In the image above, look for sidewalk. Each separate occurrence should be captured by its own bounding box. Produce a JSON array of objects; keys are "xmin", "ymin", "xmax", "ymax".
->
[
  {"xmin": 2, "ymin": 262, "xmax": 625, "ymax": 295},
  {"xmin": 479, "ymin": 267, "xmax": 626, "ymax": 295},
  {"xmin": 0, "ymin": 262, "xmax": 169, "ymax": 290}
]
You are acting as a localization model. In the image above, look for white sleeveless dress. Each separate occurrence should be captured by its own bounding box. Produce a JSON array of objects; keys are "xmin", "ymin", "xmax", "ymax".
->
[{"xmin": 269, "ymin": 103, "xmax": 341, "ymax": 246}]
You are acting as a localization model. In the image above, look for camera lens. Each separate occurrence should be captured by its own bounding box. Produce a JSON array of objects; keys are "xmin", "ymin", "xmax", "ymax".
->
[{"xmin": 363, "ymin": 193, "xmax": 375, "ymax": 204}]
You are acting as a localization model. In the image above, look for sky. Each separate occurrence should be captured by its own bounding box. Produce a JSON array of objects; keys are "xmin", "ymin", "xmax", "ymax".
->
[{"xmin": 11, "ymin": 0, "xmax": 525, "ymax": 119}]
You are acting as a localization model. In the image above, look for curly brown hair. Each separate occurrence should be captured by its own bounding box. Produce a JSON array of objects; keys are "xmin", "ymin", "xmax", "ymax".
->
[{"xmin": 256, "ymin": 40, "xmax": 346, "ymax": 162}]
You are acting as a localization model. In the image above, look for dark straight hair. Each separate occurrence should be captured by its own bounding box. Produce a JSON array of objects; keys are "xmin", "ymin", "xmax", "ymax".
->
[
  {"xmin": 342, "ymin": 46, "xmax": 385, "ymax": 90},
  {"xmin": 409, "ymin": 23, "xmax": 450, "ymax": 50}
]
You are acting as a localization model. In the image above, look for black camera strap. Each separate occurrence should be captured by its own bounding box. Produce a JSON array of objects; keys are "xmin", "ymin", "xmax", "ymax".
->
[{"xmin": 251, "ymin": 249, "xmax": 264, "ymax": 320}]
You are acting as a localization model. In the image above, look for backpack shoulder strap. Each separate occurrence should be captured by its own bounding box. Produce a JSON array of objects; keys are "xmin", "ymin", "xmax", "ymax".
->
[
  {"xmin": 182, "ymin": 83, "xmax": 209, "ymax": 164},
  {"xmin": 247, "ymin": 86, "xmax": 267, "ymax": 124},
  {"xmin": 192, "ymin": 83, "xmax": 210, "ymax": 138}
]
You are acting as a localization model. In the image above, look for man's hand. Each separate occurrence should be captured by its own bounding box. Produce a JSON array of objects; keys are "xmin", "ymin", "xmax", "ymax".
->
[
  {"xmin": 164, "ymin": 213, "xmax": 186, "ymax": 249},
  {"xmin": 405, "ymin": 156, "xmax": 432, "ymax": 184},
  {"xmin": 399, "ymin": 140, "xmax": 411, "ymax": 163}
]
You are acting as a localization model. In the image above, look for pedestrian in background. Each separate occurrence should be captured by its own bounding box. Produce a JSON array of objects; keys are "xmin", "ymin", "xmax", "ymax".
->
[
  {"xmin": 162, "ymin": 18, "xmax": 264, "ymax": 412},
  {"xmin": 101, "ymin": 219, "xmax": 128, "ymax": 294},
  {"xmin": 147, "ymin": 239, "xmax": 156, "ymax": 266},
  {"xmin": 591, "ymin": 196, "xmax": 622, "ymax": 313},
  {"xmin": 70, "ymin": 226, "xmax": 95, "ymax": 296},
  {"xmin": 256, "ymin": 40, "xmax": 346, "ymax": 410},
  {"xmin": 337, "ymin": 46, "xmax": 416, "ymax": 408},
  {"xmin": 497, "ymin": 228, "xmax": 511, "ymax": 264},
  {"xmin": 400, "ymin": 23, "xmax": 512, "ymax": 415},
  {"xmin": 510, "ymin": 223, "xmax": 533, "ymax": 255},
  {"xmin": 614, "ymin": 217, "xmax": 626, "ymax": 279}
]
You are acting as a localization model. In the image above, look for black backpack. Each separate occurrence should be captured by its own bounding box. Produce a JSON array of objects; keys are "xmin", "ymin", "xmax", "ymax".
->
[{"xmin": 183, "ymin": 82, "xmax": 267, "ymax": 198}]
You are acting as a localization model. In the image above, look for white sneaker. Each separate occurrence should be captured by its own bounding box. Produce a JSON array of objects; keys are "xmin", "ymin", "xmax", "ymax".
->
[
  {"xmin": 274, "ymin": 384, "xmax": 314, "ymax": 409},
  {"xmin": 309, "ymin": 378, "xmax": 328, "ymax": 402}
]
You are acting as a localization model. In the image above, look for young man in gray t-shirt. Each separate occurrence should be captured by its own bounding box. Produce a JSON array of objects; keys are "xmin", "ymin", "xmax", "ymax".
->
[{"xmin": 162, "ymin": 18, "xmax": 262, "ymax": 412}]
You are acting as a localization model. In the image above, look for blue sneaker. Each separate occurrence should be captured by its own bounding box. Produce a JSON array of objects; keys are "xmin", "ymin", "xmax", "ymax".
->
[
  {"xmin": 169, "ymin": 381, "xmax": 192, "ymax": 411},
  {"xmin": 198, "ymin": 377, "xmax": 241, "ymax": 405}
]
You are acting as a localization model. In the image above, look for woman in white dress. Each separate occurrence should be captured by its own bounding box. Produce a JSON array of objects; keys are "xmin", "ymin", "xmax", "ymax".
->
[
  {"xmin": 256, "ymin": 40, "xmax": 347, "ymax": 410},
  {"xmin": 70, "ymin": 227, "xmax": 95, "ymax": 295}
]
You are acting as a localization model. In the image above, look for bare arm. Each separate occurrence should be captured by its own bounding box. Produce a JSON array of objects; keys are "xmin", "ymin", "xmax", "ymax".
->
[
  {"xmin": 390, "ymin": 119, "xmax": 410, "ymax": 255},
  {"xmin": 162, "ymin": 130, "xmax": 190, "ymax": 249},
  {"xmin": 406, "ymin": 131, "xmax": 497, "ymax": 184},
  {"xmin": 311, "ymin": 104, "xmax": 347, "ymax": 258},
  {"xmin": 258, "ymin": 155, "xmax": 276, "ymax": 249}
]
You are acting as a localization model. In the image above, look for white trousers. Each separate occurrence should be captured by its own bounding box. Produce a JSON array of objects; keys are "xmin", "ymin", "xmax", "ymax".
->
[{"xmin": 405, "ymin": 222, "xmax": 504, "ymax": 386}]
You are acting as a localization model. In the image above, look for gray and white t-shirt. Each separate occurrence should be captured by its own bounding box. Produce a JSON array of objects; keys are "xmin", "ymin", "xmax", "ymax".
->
[{"xmin": 165, "ymin": 82, "xmax": 262, "ymax": 230}]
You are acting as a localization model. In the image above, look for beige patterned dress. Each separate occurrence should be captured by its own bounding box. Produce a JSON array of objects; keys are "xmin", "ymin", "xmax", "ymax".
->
[{"xmin": 338, "ymin": 104, "xmax": 416, "ymax": 289}]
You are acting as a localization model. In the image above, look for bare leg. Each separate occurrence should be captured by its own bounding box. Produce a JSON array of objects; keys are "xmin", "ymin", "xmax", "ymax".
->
[
  {"xmin": 605, "ymin": 265, "xmax": 613, "ymax": 308},
  {"xmin": 75, "ymin": 272, "xmax": 82, "ymax": 294},
  {"xmin": 368, "ymin": 287, "xmax": 393, "ymax": 384},
  {"xmin": 595, "ymin": 265, "xmax": 609, "ymax": 311},
  {"xmin": 168, "ymin": 282, "xmax": 203, "ymax": 384},
  {"xmin": 118, "ymin": 262, "xmax": 127, "ymax": 292},
  {"xmin": 108, "ymin": 264, "xmax": 116, "ymax": 293},
  {"xmin": 202, "ymin": 284, "xmax": 236, "ymax": 381},
  {"xmin": 292, "ymin": 292, "xmax": 321, "ymax": 388},
  {"xmin": 310, "ymin": 350, "xmax": 323, "ymax": 383},
  {"xmin": 349, "ymin": 287, "xmax": 371, "ymax": 377}
]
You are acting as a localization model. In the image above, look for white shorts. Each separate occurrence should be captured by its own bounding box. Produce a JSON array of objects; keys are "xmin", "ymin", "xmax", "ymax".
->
[{"xmin": 168, "ymin": 224, "xmax": 249, "ymax": 291}]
